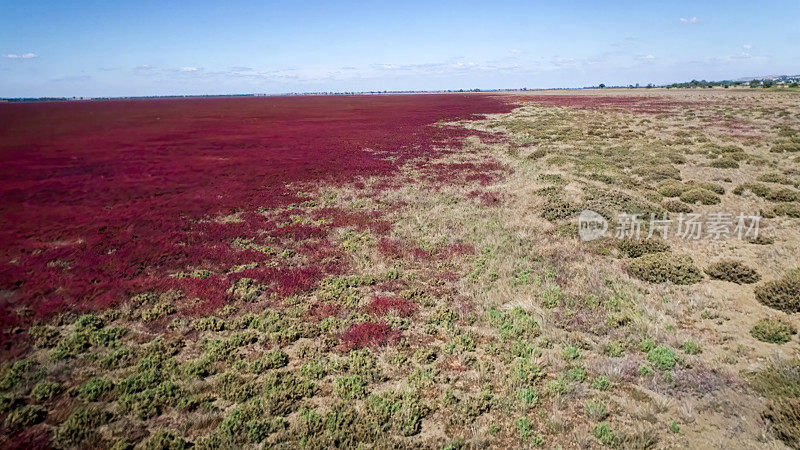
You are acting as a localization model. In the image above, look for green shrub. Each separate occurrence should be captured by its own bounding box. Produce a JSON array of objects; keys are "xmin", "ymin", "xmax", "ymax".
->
[
  {"xmin": 593, "ymin": 422, "xmax": 617, "ymax": 447},
  {"xmin": 79, "ymin": 377, "xmax": 114, "ymax": 401},
  {"xmin": 584, "ymin": 400, "xmax": 609, "ymax": 420},
  {"xmin": 769, "ymin": 188, "xmax": 800, "ymax": 203},
  {"xmin": 733, "ymin": 182, "xmax": 772, "ymax": 198},
  {"xmin": 28, "ymin": 325, "xmax": 60, "ymax": 348},
  {"xmin": 216, "ymin": 372, "xmax": 258, "ymax": 403},
  {"xmin": 751, "ymin": 318, "xmax": 797, "ymax": 344},
  {"xmin": 194, "ymin": 316, "xmax": 224, "ymax": 331},
  {"xmin": 516, "ymin": 388, "xmax": 538, "ymax": 405},
  {"xmin": 562, "ymin": 345, "xmax": 580, "ymax": 361},
  {"xmin": 334, "ymin": 375, "xmax": 367, "ymax": 399},
  {"xmin": 366, "ymin": 391, "xmax": 427, "ymax": 436},
  {"xmin": 679, "ymin": 188, "xmax": 721, "ymax": 205},
  {"xmin": 53, "ymin": 407, "xmax": 112, "ymax": 447},
  {"xmin": 755, "ymin": 270, "xmax": 800, "ymax": 313},
  {"xmin": 663, "ymin": 199, "xmax": 693, "ymax": 213},
  {"xmin": 566, "ymin": 368, "xmax": 586, "ymax": 382},
  {"xmin": 250, "ymin": 349, "xmax": 289, "ymax": 373},
  {"xmin": 709, "ymin": 157, "xmax": 739, "ymax": 168},
  {"xmin": 647, "ymin": 346, "xmax": 676, "ymax": 370},
  {"xmin": 617, "ymin": 238, "xmax": 670, "ymax": 258},
  {"xmin": 5, "ymin": 405, "xmax": 45, "ymax": 427},
  {"xmin": 31, "ymin": 380, "xmax": 62, "ymax": 400},
  {"xmin": 517, "ymin": 417, "xmax": 533, "ymax": 441},
  {"xmin": 592, "ymin": 376, "xmax": 611, "ymax": 391},
  {"xmin": 604, "ymin": 341, "xmax": 625, "ymax": 357},
  {"xmin": 689, "ymin": 181, "xmax": 725, "ymax": 195},
  {"xmin": 413, "ymin": 347, "xmax": 437, "ymax": 364},
  {"xmin": 0, "ymin": 359, "xmax": 34, "ymax": 390},
  {"xmin": 144, "ymin": 429, "xmax": 191, "ymax": 450},
  {"xmin": 705, "ymin": 260, "xmax": 760, "ymax": 284},
  {"xmin": 682, "ymin": 340, "xmax": 701, "ymax": 355},
  {"xmin": 628, "ymin": 253, "xmax": 702, "ymax": 285},
  {"xmin": 637, "ymin": 365, "xmax": 654, "ymax": 376},
  {"xmin": 773, "ymin": 202, "xmax": 800, "ymax": 218},
  {"xmin": 758, "ymin": 173, "xmax": 793, "ymax": 185},
  {"xmin": 227, "ymin": 277, "xmax": 265, "ymax": 302},
  {"xmin": 655, "ymin": 180, "xmax": 688, "ymax": 197},
  {"xmin": 541, "ymin": 197, "xmax": 580, "ymax": 221},
  {"xmin": 763, "ymin": 398, "xmax": 800, "ymax": 450}
]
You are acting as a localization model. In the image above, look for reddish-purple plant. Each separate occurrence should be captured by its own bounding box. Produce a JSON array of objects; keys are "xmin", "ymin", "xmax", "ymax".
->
[
  {"xmin": 367, "ymin": 295, "xmax": 416, "ymax": 317},
  {"xmin": 339, "ymin": 321, "xmax": 400, "ymax": 350}
]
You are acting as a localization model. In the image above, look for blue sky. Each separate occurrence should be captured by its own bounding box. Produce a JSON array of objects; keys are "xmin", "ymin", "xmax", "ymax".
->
[{"xmin": 1, "ymin": 0, "xmax": 798, "ymax": 97}]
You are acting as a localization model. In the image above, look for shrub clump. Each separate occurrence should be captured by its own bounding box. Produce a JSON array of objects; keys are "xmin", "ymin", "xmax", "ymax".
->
[
  {"xmin": 709, "ymin": 157, "xmax": 739, "ymax": 169},
  {"xmin": 541, "ymin": 197, "xmax": 581, "ymax": 221},
  {"xmin": 647, "ymin": 346, "xmax": 677, "ymax": 370},
  {"xmin": 655, "ymin": 180, "xmax": 688, "ymax": 197},
  {"xmin": 617, "ymin": 238, "xmax": 670, "ymax": 258},
  {"xmin": 628, "ymin": 253, "xmax": 703, "ymax": 285},
  {"xmin": 755, "ymin": 270, "xmax": 800, "ymax": 313},
  {"xmin": 53, "ymin": 407, "xmax": 112, "ymax": 447},
  {"xmin": 773, "ymin": 202, "xmax": 800, "ymax": 218},
  {"xmin": 751, "ymin": 318, "xmax": 797, "ymax": 344},
  {"xmin": 705, "ymin": 260, "xmax": 760, "ymax": 284},
  {"xmin": 763, "ymin": 398, "xmax": 800, "ymax": 449},
  {"xmin": 662, "ymin": 199, "xmax": 693, "ymax": 213},
  {"xmin": 679, "ymin": 188, "xmax": 721, "ymax": 205}
]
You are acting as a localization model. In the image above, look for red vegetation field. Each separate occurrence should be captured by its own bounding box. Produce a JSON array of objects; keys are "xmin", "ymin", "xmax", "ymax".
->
[{"xmin": 0, "ymin": 94, "xmax": 512, "ymax": 350}]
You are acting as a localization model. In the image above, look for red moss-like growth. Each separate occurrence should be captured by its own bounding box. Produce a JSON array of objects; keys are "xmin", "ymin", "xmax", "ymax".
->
[
  {"xmin": 0, "ymin": 94, "xmax": 514, "ymax": 349},
  {"xmin": 340, "ymin": 321, "xmax": 400, "ymax": 350},
  {"xmin": 367, "ymin": 295, "xmax": 416, "ymax": 317}
]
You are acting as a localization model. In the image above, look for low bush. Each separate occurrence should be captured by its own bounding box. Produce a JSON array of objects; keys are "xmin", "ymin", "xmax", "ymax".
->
[
  {"xmin": 628, "ymin": 253, "xmax": 703, "ymax": 285},
  {"xmin": 662, "ymin": 199, "xmax": 693, "ymax": 213},
  {"xmin": 751, "ymin": 318, "xmax": 797, "ymax": 344},
  {"xmin": 682, "ymin": 341, "xmax": 701, "ymax": 355},
  {"xmin": 334, "ymin": 375, "xmax": 367, "ymax": 399},
  {"xmin": 709, "ymin": 157, "xmax": 739, "ymax": 169},
  {"xmin": 250, "ymin": 349, "xmax": 290, "ymax": 373},
  {"xmin": 655, "ymin": 180, "xmax": 688, "ymax": 197},
  {"xmin": 705, "ymin": 260, "xmax": 760, "ymax": 284},
  {"xmin": 5, "ymin": 405, "xmax": 45, "ymax": 427},
  {"xmin": 755, "ymin": 270, "xmax": 800, "ymax": 313},
  {"xmin": 679, "ymin": 188, "xmax": 721, "ymax": 205},
  {"xmin": 617, "ymin": 238, "xmax": 670, "ymax": 258},
  {"xmin": 773, "ymin": 202, "xmax": 800, "ymax": 218},
  {"xmin": 78, "ymin": 377, "xmax": 114, "ymax": 402},
  {"xmin": 593, "ymin": 422, "xmax": 617, "ymax": 447},
  {"xmin": 144, "ymin": 429, "xmax": 191, "ymax": 450},
  {"xmin": 647, "ymin": 346, "xmax": 676, "ymax": 370},
  {"xmin": 31, "ymin": 380, "xmax": 62, "ymax": 401},
  {"xmin": 763, "ymin": 398, "xmax": 800, "ymax": 449},
  {"xmin": 53, "ymin": 407, "xmax": 112, "ymax": 447},
  {"xmin": 541, "ymin": 197, "xmax": 581, "ymax": 221}
]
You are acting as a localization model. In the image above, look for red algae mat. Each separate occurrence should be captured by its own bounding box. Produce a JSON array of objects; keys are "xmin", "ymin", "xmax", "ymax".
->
[{"xmin": 0, "ymin": 94, "xmax": 513, "ymax": 345}]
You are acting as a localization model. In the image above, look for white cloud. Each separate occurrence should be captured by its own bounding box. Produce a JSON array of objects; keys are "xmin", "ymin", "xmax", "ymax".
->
[
  {"xmin": 639, "ymin": 54, "xmax": 656, "ymax": 60},
  {"xmin": 179, "ymin": 66, "xmax": 200, "ymax": 72},
  {"xmin": 509, "ymin": 49, "xmax": 523, "ymax": 54},
  {"xmin": 743, "ymin": 44, "xmax": 752, "ymax": 50},
  {"xmin": 3, "ymin": 52, "xmax": 37, "ymax": 59},
  {"xmin": 679, "ymin": 17, "xmax": 699, "ymax": 24}
]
